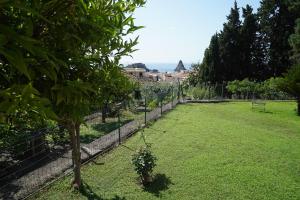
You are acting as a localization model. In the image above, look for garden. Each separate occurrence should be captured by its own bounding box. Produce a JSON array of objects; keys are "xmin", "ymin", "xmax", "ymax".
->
[
  {"xmin": 33, "ymin": 101, "xmax": 300, "ymax": 200},
  {"xmin": 1, "ymin": 1, "xmax": 300, "ymax": 199}
]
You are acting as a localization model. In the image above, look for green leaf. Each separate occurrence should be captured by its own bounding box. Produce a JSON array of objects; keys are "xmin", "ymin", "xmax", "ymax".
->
[
  {"xmin": 0, "ymin": 34, "xmax": 7, "ymax": 46},
  {"xmin": 22, "ymin": 83, "xmax": 40, "ymax": 97},
  {"xmin": 0, "ymin": 48, "xmax": 31, "ymax": 80},
  {"xmin": 24, "ymin": 19, "xmax": 33, "ymax": 36}
]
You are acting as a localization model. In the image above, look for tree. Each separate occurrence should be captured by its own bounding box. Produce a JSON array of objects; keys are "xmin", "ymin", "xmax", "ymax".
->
[
  {"xmin": 0, "ymin": 0, "xmax": 145, "ymax": 188},
  {"xmin": 200, "ymin": 33, "xmax": 221, "ymax": 83},
  {"xmin": 188, "ymin": 63, "xmax": 203, "ymax": 86},
  {"xmin": 289, "ymin": 19, "xmax": 300, "ymax": 63},
  {"xmin": 97, "ymin": 66, "xmax": 135, "ymax": 123},
  {"xmin": 277, "ymin": 65, "xmax": 300, "ymax": 115},
  {"xmin": 218, "ymin": 1, "xmax": 242, "ymax": 81},
  {"xmin": 258, "ymin": 0, "xmax": 300, "ymax": 77},
  {"xmin": 240, "ymin": 5, "xmax": 266, "ymax": 80},
  {"xmin": 277, "ymin": 2, "xmax": 300, "ymax": 115}
]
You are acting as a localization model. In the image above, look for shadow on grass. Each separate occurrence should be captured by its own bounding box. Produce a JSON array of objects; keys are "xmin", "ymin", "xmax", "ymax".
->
[
  {"xmin": 92, "ymin": 119, "xmax": 132, "ymax": 132},
  {"xmin": 255, "ymin": 109, "xmax": 273, "ymax": 114},
  {"xmin": 80, "ymin": 182, "xmax": 126, "ymax": 200},
  {"xmin": 80, "ymin": 120, "xmax": 132, "ymax": 144},
  {"xmin": 143, "ymin": 174, "xmax": 173, "ymax": 197}
]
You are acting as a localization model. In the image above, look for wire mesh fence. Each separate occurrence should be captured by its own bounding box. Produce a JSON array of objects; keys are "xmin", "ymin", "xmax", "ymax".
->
[{"xmin": 0, "ymin": 82, "xmax": 181, "ymax": 200}]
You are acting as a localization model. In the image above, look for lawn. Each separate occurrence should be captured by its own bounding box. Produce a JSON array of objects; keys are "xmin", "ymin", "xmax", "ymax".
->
[
  {"xmin": 34, "ymin": 102, "xmax": 300, "ymax": 200},
  {"xmin": 80, "ymin": 110, "xmax": 138, "ymax": 144}
]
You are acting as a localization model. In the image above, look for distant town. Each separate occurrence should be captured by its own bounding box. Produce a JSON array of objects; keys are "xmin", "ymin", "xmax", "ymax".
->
[{"xmin": 123, "ymin": 60, "xmax": 190, "ymax": 82}]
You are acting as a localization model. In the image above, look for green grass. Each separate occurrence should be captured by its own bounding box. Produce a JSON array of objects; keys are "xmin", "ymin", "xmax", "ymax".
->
[
  {"xmin": 80, "ymin": 119, "xmax": 132, "ymax": 144},
  {"xmin": 34, "ymin": 102, "xmax": 300, "ymax": 200},
  {"xmin": 80, "ymin": 110, "xmax": 138, "ymax": 144}
]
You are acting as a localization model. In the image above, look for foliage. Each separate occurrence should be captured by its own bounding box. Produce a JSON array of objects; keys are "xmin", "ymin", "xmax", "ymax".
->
[
  {"xmin": 190, "ymin": 87, "xmax": 208, "ymax": 100},
  {"xmin": 219, "ymin": 1, "xmax": 243, "ymax": 81},
  {"xmin": 226, "ymin": 79, "xmax": 256, "ymax": 98},
  {"xmin": 0, "ymin": 107, "xmax": 54, "ymax": 156},
  {"xmin": 189, "ymin": 0, "xmax": 300, "ymax": 85},
  {"xmin": 277, "ymin": 64, "xmax": 300, "ymax": 115},
  {"xmin": 290, "ymin": 19, "xmax": 300, "ymax": 63},
  {"xmin": 132, "ymin": 146, "xmax": 157, "ymax": 184},
  {"xmin": 258, "ymin": 0, "xmax": 300, "ymax": 76},
  {"xmin": 0, "ymin": 0, "xmax": 146, "ymax": 187},
  {"xmin": 148, "ymin": 100, "xmax": 158, "ymax": 110},
  {"xmin": 199, "ymin": 34, "xmax": 221, "ymax": 83},
  {"xmin": 141, "ymin": 82, "xmax": 174, "ymax": 104},
  {"xmin": 97, "ymin": 66, "xmax": 136, "ymax": 111},
  {"xmin": 226, "ymin": 78, "xmax": 290, "ymax": 100}
]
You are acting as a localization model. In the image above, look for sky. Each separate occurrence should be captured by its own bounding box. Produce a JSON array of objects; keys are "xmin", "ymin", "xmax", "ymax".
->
[{"xmin": 121, "ymin": 0, "xmax": 261, "ymax": 65}]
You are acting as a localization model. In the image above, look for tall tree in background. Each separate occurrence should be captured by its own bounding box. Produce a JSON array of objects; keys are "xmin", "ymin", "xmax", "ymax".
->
[
  {"xmin": 189, "ymin": 0, "xmax": 300, "ymax": 86},
  {"xmin": 240, "ymin": 5, "xmax": 266, "ymax": 80},
  {"xmin": 219, "ymin": 0, "xmax": 242, "ymax": 81},
  {"xmin": 289, "ymin": 19, "xmax": 300, "ymax": 63},
  {"xmin": 200, "ymin": 33, "xmax": 221, "ymax": 83},
  {"xmin": 258, "ymin": 0, "xmax": 299, "ymax": 77}
]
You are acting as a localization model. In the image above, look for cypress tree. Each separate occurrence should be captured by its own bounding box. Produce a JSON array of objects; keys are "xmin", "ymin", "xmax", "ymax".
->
[
  {"xmin": 240, "ymin": 5, "xmax": 266, "ymax": 80},
  {"xmin": 219, "ymin": 1, "xmax": 242, "ymax": 81},
  {"xmin": 199, "ymin": 33, "xmax": 221, "ymax": 83}
]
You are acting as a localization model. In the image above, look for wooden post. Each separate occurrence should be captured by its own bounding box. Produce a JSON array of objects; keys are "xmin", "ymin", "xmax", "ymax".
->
[
  {"xmin": 171, "ymin": 86, "xmax": 174, "ymax": 108},
  {"xmin": 118, "ymin": 110, "xmax": 121, "ymax": 144},
  {"xmin": 144, "ymin": 96, "xmax": 147, "ymax": 125},
  {"xmin": 160, "ymin": 99, "xmax": 163, "ymax": 115}
]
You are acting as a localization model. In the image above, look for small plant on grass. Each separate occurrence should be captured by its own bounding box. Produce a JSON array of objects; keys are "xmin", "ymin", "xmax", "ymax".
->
[
  {"xmin": 148, "ymin": 100, "xmax": 158, "ymax": 110},
  {"xmin": 132, "ymin": 145, "xmax": 157, "ymax": 185}
]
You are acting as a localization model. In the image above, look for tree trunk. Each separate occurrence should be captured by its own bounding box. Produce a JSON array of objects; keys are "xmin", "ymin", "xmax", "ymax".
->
[
  {"xmin": 102, "ymin": 103, "xmax": 107, "ymax": 123},
  {"xmin": 74, "ymin": 122, "xmax": 81, "ymax": 188},
  {"xmin": 68, "ymin": 122, "xmax": 81, "ymax": 189}
]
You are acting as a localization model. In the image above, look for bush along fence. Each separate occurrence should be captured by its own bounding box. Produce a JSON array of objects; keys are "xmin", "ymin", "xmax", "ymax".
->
[
  {"xmin": 184, "ymin": 78, "xmax": 293, "ymax": 101},
  {"xmin": 0, "ymin": 82, "xmax": 180, "ymax": 200}
]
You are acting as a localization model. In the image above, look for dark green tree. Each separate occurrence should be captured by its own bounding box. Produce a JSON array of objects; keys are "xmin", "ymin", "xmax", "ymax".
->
[
  {"xmin": 277, "ymin": 1, "xmax": 300, "ymax": 115},
  {"xmin": 289, "ymin": 19, "xmax": 300, "ymax": 63},
  {"xmin": 240, "ymin": 5, "xmax": 266, "ymax": 80},
  {"xmin": 200, "ymin": 33, "xmax": 221, "ymax": 83},
  {"xmin": 277, "ymin": 65, "xmax": 300, "ymax": 115},
  {"xmin": 258, "ymin": 0, "xmax": 300, "ymax": 77},
  {"xmin": 219, "ymin": 1, "xmax": 242, "ymax": 81}
]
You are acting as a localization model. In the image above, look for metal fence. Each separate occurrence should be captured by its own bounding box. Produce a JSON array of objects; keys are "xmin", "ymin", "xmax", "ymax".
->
[{"xmin": 0, "ymin": 83, "xmax": 180, "ymax": 200}]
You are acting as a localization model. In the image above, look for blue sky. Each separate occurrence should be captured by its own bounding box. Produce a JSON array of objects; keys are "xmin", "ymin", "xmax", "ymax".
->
[{"xmin": 121, "ymin": 0, "xmax": 261, "ymax": 65}]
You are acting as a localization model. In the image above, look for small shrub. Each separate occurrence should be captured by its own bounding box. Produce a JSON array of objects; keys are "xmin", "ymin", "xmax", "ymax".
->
[
  {"xmin": 148, "ymin": 100, "xmax": 158, "ymax": 110},
  {"xmin": 191, "ymin": 87, "xmax": 207, "ymax": 99},
  {"xmin": 132, "ymin": 146, "xmax": 157, "ymax": 185}
]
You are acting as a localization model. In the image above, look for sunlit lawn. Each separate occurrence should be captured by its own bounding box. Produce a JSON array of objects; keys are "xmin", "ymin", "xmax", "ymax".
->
[{"xmin": 34, "ymin": 101, "xmax": 300, "ymax": 200}]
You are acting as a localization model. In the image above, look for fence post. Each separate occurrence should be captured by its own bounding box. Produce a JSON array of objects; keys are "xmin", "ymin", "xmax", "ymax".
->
[
  {"xmin": 144, "ymin": 96, "xmax": 147, "ymax": 125},
  {"xmin": 160, "ymin": 99, "xmax": 163, "ymax": 115},
  {"xmin": 118, "ymin": 110, "xmax": 121, "ymax": 145},
  {"xmin": 171, "ymin": 86, "xmax": 174, "ymax": 108},
  {"xmin": 177, "ymin": 79, "xmax": 180, "ymax": 100}
]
